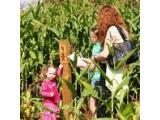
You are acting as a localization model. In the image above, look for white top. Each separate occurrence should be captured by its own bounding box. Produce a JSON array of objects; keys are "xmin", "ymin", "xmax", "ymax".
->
[
  {"xmin": 96, "ymin": 26, "xmax": 128, "ymax": 59},
  {"xmin": 105, "ymin": 25, "xmax": 128, "ymax": 45},
  {"xmin": 104, "ymin": 26, "xmax": 129, "ymax": 92}
]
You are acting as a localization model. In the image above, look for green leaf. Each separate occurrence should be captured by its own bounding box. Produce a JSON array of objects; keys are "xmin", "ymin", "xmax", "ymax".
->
[
  {"xmin": 38, "ymin": 51, "xmax": 43, "ymax": 64},
  {"xmin": 62, "ymin": 79, "xmax": 76, "ymax": 96},
  {"xmin": 112, "ymin": 77, "xmax": 129, "ymax": 98},
  {"xmin": 32, "ymin": 101, "xmax": 43, "ymax": 112},
  {"xmin": 76, "ymin": 65, "xmax": 89, "ymax": 82},
  {"xmin": 118, "ymin": 89, "xmax": 127, "ymax": 107},
  {"xmin": 26, "ymin": 90, "xmax": 31, "ymax": 99},
  {"xmin": 29, "ymin": 51, "xmax": 36, "ymax": 60},
  {"xmin": 135, "ymin": 102, "xmax": 140, "ymax": 117},
  {"xmin": 48, "ymin": 27, "xmax": 59, "ymax": 37},
  {"xmin": 80, "ymin": 80, "xmax": 95, "ymax": 96},
  {"xmin": 73, "ymin": 52, "xmax": 78, "ymax": 68},
  {"xmin": 20, "ymin": 63, "xmax": 25, "ymax": 73},
  {"xmin": 60, "ymin": 104, "xmax": 72, "ymax": 110},
  {"xmin": 115, "ymin": 48, "xmax": 137, "ymax": 70},
  {"xmin": 76, "ymin": 97, "xmax": 84, "ymax": 110},
  {"xmin": 92, "ymin": 60, "xmax": 112, "ymax": 86},
  {"xmin": 31, "ymin": 19, "xmax": 43, "ymax": 27},
  {"xmin": 107, "ymin": 43, "xmax": 115, "ymax": 57},
  {"xmin": 116, "ymin": 111, "xmax": 127, "ymax": 120},
  {"xmin": 122, "ymin": 103, "xmax": 133, "ymax": 117},
  {"xmin": 97, "ymin": 118, "xmax": 114, "ymax": 120}
]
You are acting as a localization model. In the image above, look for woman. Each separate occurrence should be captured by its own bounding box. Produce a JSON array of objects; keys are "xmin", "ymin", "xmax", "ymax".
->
[{"xmin": 94, "ymin": 5, "xmax": 129, "ymax": 95}]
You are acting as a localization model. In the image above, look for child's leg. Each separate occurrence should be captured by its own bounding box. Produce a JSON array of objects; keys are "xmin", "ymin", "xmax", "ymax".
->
[
  {"xmin": 41, "ymin": 111, "xmax": 50, "ymax": 120},
  {"xmin": 90, "ymin": 79, "xmax": 97, "ymax": 117},
  {"xmin": 50, "ymin": 112, "xmax": 57, "ymax": 120},
  {"xmin": 50, "ymin": 103, "xmax": 60, "ymax": 113},
  {"xmin": 89, "ymin": 97, "xmax": 96, "ymax": 116},
  {"xmin": 44, "ymin": 103, "xmax": 59, "ymax": 113},
  {"xmin": 42, "ymin": 112, "xmax": 57, "ymax": 120},
  {"xmin": 43, "ymin": 103, "xmax": 59, "ymax": 120}
]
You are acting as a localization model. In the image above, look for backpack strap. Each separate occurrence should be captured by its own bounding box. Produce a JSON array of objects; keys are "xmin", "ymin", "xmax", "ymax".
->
[{"xmin": 116, "ymin": 26, "xmax": 127, "ymax": 41}]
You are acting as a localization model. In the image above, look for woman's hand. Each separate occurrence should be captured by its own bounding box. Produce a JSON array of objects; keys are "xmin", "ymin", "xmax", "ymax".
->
[
  {"xmin": 89, "ymin": 63, "xmax": 95, "ymax": 71},
  {"xmin": 81, "ymin": 58, "xmax": 96, "ymax": 70},
  {"xmin": 81, "ymin": 58, "xmax": 93, "ymax": 64}
]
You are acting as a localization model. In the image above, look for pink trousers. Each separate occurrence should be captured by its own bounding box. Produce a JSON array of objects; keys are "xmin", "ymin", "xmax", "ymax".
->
[{"xmin": 42, "ymin": 103, "xmax": 59, "ymax": 120}]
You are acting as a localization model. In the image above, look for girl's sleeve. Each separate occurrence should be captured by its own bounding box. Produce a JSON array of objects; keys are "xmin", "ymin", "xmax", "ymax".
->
[
  {"xmin": 40, "ymin": 82, "xmax": 54, "ymax": 97},
  {"xmin": 53, "ymin": 87, "xmax": 60, "ymax": 104},
  {"xmin": 56, "ymin": 65, "xmax": 63, "ymax": 77}
]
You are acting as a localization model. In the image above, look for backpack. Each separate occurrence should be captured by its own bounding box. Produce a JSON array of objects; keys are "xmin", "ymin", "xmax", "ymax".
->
[{"xmin": 107, "ymin": 26, "xmax": 138, "ymax": 68}]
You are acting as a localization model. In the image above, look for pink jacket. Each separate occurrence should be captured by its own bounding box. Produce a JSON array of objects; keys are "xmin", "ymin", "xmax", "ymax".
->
[{"xmin": 40, "ymin": 67, "xmax": 62, "ymax": 105}]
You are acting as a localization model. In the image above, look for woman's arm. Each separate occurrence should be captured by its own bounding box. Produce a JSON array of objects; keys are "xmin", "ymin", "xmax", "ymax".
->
[
  {"xmin": 81, "ymin": 58, "xmax": 92, "ymax": 64},
  {"xmin": 94, "ymin": 26, "xmax": 119, "ymax": 61},
  {"xmin": 94, "ymin": 38, "xmax": 110, "ymax": 61}
]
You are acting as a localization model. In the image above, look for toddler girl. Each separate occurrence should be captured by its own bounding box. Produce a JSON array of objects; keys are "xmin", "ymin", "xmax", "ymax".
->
[{"xmin": 40, "ymin": 64, "xmax": 63, "ymax": 120}]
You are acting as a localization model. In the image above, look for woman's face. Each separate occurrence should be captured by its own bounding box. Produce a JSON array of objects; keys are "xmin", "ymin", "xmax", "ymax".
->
[{"xmin": 46, "ymin": 67, "xmax": 56, "ymax": 80}]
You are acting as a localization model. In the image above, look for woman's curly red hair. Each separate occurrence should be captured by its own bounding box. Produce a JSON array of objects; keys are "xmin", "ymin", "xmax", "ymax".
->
[{"xmin": 97, "ymin": 5, "xmax": 127, "ymax": 44}]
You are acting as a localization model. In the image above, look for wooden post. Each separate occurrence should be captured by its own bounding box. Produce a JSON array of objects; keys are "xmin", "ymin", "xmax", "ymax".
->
[{"xmin": 59, "ymin": 40, "xmax": 72, "ymax": 120}]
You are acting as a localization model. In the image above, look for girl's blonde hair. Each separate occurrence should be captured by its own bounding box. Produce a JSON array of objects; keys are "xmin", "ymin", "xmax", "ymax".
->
[{"xmin": 39, "ymin": 64, "xmax": 55, "ymax": 80}]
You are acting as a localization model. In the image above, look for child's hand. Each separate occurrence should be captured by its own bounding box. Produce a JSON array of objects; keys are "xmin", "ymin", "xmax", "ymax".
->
[
  {"xmin": 57, "ymin": 64, "xmax": 63, "ymax": 76},
  {"xmin": 59, "ymin": 64, "xmax": 63, "ymax": 69}
]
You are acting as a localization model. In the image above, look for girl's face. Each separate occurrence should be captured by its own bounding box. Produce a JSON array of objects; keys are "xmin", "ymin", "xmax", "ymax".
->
[
  {"xmin": 90, "ymin": 32, "xmax": 98, "ymax": 43},
  {"xmin": 46, "ymin": 67, "xmax": 56, "ymax": 80}
]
